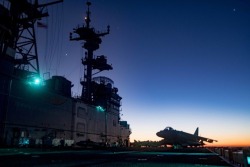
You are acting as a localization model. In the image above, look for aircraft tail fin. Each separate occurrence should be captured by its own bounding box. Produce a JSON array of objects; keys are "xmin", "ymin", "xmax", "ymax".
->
[{"xmin": 194, "ymin": 127, "xmax": 199, "ymax": 136}]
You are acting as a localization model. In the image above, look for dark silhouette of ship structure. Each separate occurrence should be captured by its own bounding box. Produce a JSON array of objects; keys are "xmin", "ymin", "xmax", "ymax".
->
[{"xmin": 0, "ymin": 0, "xmax": 131, "ymax": 147}]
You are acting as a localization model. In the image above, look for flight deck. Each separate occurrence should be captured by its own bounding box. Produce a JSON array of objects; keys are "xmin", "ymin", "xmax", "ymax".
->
[{"xmin": 0, "ymin": 147, "xmax": 233, "ymax": 166}]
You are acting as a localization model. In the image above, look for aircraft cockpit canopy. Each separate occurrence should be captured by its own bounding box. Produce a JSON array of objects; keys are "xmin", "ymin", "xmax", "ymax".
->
[{"xmin": 164, "ymin": 127, "xmax": 173, "ymax": 131}]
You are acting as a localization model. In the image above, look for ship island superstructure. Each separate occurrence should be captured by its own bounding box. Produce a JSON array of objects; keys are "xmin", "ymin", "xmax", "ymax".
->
[{"xmin": 0, "ymin": 0, "xmax": 131, "ymax": 147}]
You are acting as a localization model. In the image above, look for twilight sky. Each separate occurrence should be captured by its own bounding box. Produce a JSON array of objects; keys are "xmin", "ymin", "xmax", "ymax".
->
[{"xmin": 36, "ymin": 0, "xmax": 250, "ymax": 146}]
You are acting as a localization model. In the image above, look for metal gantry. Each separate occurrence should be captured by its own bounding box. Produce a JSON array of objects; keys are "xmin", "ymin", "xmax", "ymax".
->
[{"xmin": 0, "ymin": 0, "xmax": 63, "ymax": 77}]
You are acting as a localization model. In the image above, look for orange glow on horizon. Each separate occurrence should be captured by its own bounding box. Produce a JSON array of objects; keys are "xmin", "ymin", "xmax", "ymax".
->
[
  {"xmin": 206, "ymin": 141, "xmax": 250, "ymax": 148},
  {"xmin": 207, "ymin": 143, "xmax": 250, "ymax": 148}
]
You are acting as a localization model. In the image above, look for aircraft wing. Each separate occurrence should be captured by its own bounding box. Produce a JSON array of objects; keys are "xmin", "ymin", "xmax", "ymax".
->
[{"xmin": 197, "ymin": 136, "xmax": 218, "ymax": 143}]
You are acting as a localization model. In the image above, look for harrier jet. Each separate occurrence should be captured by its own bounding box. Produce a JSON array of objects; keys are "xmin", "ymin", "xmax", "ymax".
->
[{"xmin": 156, "ymin": 127, "xmax": 217, "ymax": 148}]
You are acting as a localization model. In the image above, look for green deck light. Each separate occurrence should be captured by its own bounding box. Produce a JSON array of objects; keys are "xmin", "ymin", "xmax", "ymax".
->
[
  {"xmin": 27, "ymin": 76, "xmax": 42, "ymax": 86},
  {"xmin": 96, "ymin": 106, "xmax": 105, "ymax": 112},
  {"xmin": 34, "ymin": 78, "xmax": 41, "ymax": 85},
  {"xmin": 247, "ymin": 156, "xmax": 250, "ymax": 165}
]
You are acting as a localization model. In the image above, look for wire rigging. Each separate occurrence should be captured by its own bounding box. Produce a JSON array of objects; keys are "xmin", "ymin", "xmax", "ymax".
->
[{"xmin": 43, "ymin": 1, "xmax": 63, "ymax": 76}]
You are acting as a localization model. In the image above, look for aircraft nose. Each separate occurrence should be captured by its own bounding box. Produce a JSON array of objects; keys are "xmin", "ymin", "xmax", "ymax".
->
[{"xmin": 156, "ymin": 131, "xmax": 162, "ymax": 137}]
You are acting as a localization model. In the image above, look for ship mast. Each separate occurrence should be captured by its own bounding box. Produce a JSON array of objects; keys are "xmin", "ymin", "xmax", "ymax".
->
[{"xmin": 70, "ymin": 2, "xmax": 112, "ymax": 103}]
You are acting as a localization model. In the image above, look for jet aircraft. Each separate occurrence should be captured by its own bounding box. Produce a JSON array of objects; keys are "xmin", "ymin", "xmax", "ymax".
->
[{"xmin": 156, "ymin": 127, "xmax": 217, "ymax": 148}]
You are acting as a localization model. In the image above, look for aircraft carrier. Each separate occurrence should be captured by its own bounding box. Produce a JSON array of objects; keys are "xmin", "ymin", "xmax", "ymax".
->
[{"xmin": 0, "ymin": 0, "xmax": 130, "ymax": 148}]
